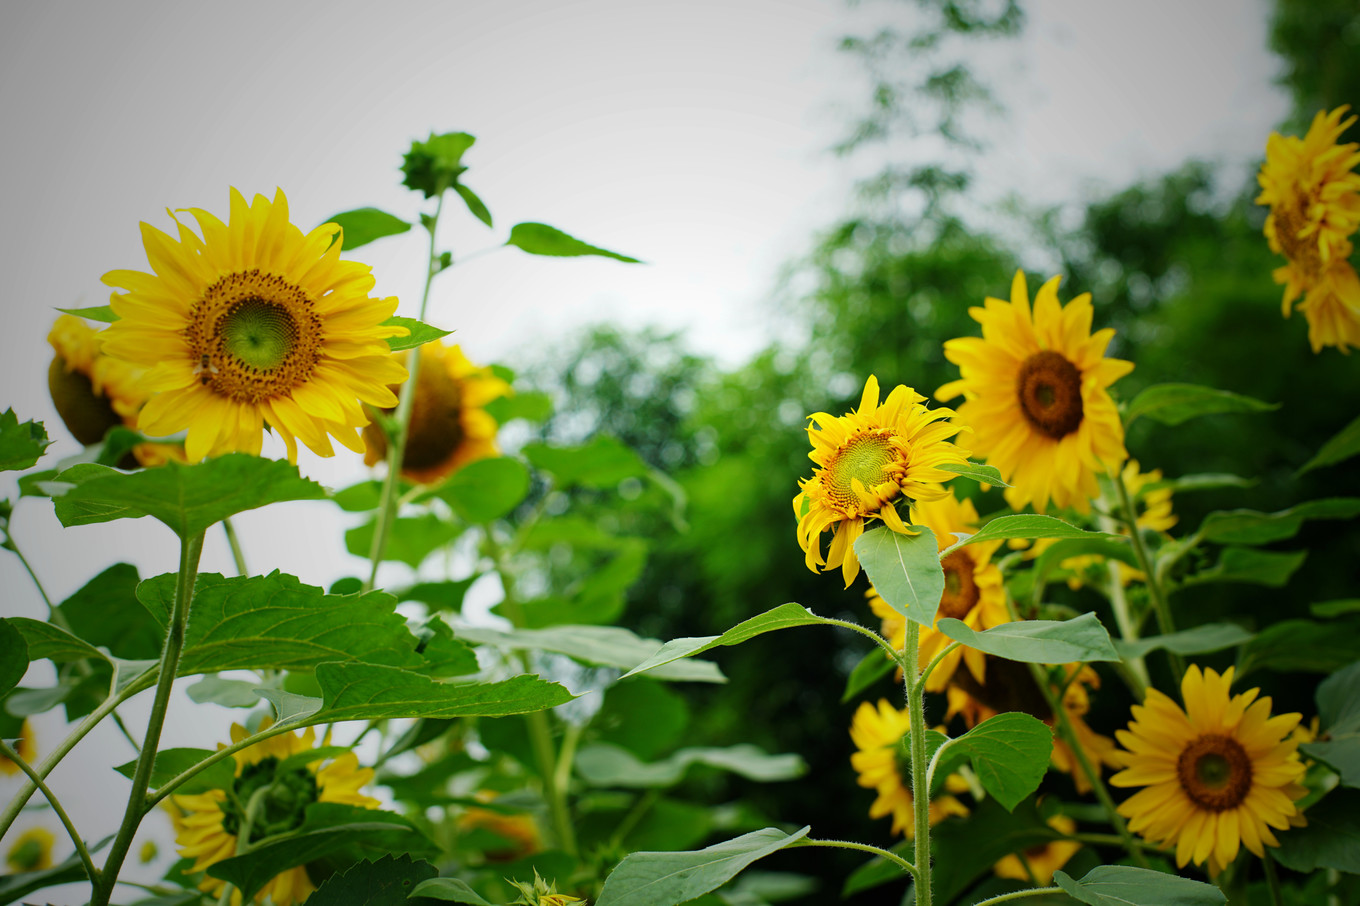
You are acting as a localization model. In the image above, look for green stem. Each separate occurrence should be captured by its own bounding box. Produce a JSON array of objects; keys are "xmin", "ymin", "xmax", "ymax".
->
[
  {"xmin": 823, "ymin": 616, "xmax": 910, "ymax": 672},
  {"xmin": 1263, "ymin": 850, "xmax": 1284, "ymax": 906},
  {"xmin": 792, "ymin": 838, "xmax": 917, "ymax": 880},
  {"xmin": 90, "ymin": 531, "xmax": 205, "ymax": 906},
  {"xmin": 904, "ymin": 619, "xmax": 932, "ymax": 906},
  {"xmin": 610, "ymin": 789, "xmax": 660, "ymax": 848},
  {"xmin": 364, "ymin": 192, "xmax": 445, "ymax": 591},
  {"xmin": 146, "ymin": 721, "xmax": 298, "ymax": 811},
  {"xmin": 1091, "ymin": 496, "xmax": 1149, "ymax": 697},
  {"xmin": 1114, "ymin": 470, "xmax": 1184, "ymax": 677},
  {"xmin": 972, "ymin": 888, "xmax": 1064, "ymax": 905},
  {"xmin": 222, "ymin": 517, "xmax": 248, "ymax": 577},
  {"xmin": 0, "ymin": 740, "xmax": 100, "ymax": 884},
  {"xmin": 919, "ymin": 641, "xmax": 962, "ymax": 690}
]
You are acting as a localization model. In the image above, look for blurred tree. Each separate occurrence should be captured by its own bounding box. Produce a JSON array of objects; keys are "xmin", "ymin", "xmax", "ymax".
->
[{"xmin": 1270, "ymin": 0, "xmax": 1360, "ymax": 130}]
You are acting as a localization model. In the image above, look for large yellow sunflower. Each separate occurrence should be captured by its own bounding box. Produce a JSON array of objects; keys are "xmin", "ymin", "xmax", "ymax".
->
[
  {"xmin": 850, "ymin": 699, "xmax": 970, "ymax": 838},
  {"xmin": 992, "ymin": 813, "xmax": 1081, "ymax": 886},
  {"xmin": 170, "ymin": 720, "xmax": 379, "ymax": 905},
  {"xmin": 866, "ymin": 492, "xmax": 1009, "ymax": 691},
  {"xmin": 794, "ymin": 375, "xmax": 968, "ymax": 587},
  {"xmin": 938, "ymin": 271, "xmax": 1131, "ymax": 514},
  {"xmin": 101, "ymin": 188, "xmax": 409, "ymax": 463},
  {"xmin": 1110, "ymin": 665, "xmax": 1307, "ymax": 874},
  {"xmin": 362, "ymin": 342, "xmax": 511, "ymax": 483}
]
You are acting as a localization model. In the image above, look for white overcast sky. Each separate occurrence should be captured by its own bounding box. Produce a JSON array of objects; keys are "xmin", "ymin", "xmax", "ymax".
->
[{"xmin": 0, "ymin": 1, "xmax": 1287, "ymax": 897}]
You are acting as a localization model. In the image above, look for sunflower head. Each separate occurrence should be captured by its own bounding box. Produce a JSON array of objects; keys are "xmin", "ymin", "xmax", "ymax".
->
[
  {"xmin": 100, "ymin": 188, "xmax": 409, "ymax": 463},
  {"xmin": 0, "ymin": 720, "xmax": 36, "ymax": 776},
  {"xmin": 508, "ymin": 870, "xmax": 586, "ymax": 906},
  {"xmin": 1111, "ymin": 665, "xmax": 1307, "ymax": 873},
  {"xmin": 850, "ymin": 699, "xmax": 970, "ymax": 838},
  {"xmin": 938, "ymin": 271, "xmax": 1132, "ymax": 514},
  {"xmin": 1288, "ymin": 260, "xmax": 1360, "ymax": 354},
  {"xmin": 794, "ymin": 374, "xmax": 968, "ymax": 587},
  {"xmin": 992, "ymin": 813, "xmax": 1081, "ymax": 886},
  {"xmin": 362, "ymin": 342, "xmax": 511, "ymax": 483},
  {"xmin": 457, "ymin": 791, "xmax": 542, "ymax": 862}
]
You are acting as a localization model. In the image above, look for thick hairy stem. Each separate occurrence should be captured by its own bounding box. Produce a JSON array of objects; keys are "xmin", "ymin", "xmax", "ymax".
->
[
  {"xmin": 904, "ymin": 620, "xmax": 932, "ymax": 906},
  {"xmin": 792, "ymin": 838, "xmax": 917, "ymax": 879}
]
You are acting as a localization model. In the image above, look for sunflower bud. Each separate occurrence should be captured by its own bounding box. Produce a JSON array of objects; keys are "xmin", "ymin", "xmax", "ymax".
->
[{"xmin": 402, "ymin": 132, "xmax": 477, "ymax": 198}]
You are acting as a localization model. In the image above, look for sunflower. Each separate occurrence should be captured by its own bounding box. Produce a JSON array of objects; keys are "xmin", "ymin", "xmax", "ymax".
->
[
  {"xmin": 508, "ymin": 871, "xmax": 587, "ymax": 906},
  {"xmin": 170, "ymin": 720, "xmax": 379, "ymax": 905},
  {"xmin": 100, "ymin": 188, "xmax": 409, "ymax": 463},
  {"xmin": 1256, "ymin": 106, "xmax": 1360, "ymax": 312},
  {"xmin": 850, "ymin": 699, "xmax": 970, "ymax": 838},
  {"xmin": 947, "ymin": 659, "xmax": 1120, "ymax": 795},
  {"xmin": 362, "ymin": 342, "xmax": 511, "ymax": 483},
  {"xmin": 1110, "ymin": 665, "xmax": 1307, "ymax": 873},
  {"xmin": 866, "ymin": 492, "xmax": 1009, "ymax": 691},
  {"xmin": 794, "ymin": 375, "xmax": 968, "ymax": 587},
  {"xmin": 1050, "ymin": 459, "xmax": 1176, "ymax": 590},
  {"xmin": 0, "ymin": 720, "xmax": 36, "ymax": 776},
  {"xmin": 1293, "ymin": 261, "xmax": 1360, "ymax": 354},
  {"xmin": 457, "ymin": 790, "xmax": 542, "ymax": 862},
  {"xmin": 5, "ymin": 826, "xmax": 55, "ymax": 872},
  {"xmin": 47, "ymin": 315, "xmax": 182, "ymax": 466},
  {"xmin": 992, "ymin": 813, "xmax": 1081, "ymax": 886},
  {"xmin": 938, "ymin": 271, "xmax": 1131, "ymax": 514}
]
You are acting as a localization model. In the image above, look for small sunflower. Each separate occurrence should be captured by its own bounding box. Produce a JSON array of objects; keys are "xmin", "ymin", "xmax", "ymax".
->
[
  {"xmin": 1111, "ymin": 665, "xmax": 1307, "ymax": 873},
  {"xmin": 457, "ymin": 790, "xmax": 542, "ymax": 862},
  {"xmin": 362, "ymin": 342, "xmax": 511, "ymax": 483},
  {"xmin": 1256, "ymin": 106, "xmax": 1360, "ymax": 313},
  {"xmin": 170, "ymin": 720, "xmax": 379, "ymax": 905},
  {"xmin": 992, "ymin": 813, "xmax": 1081, "ymax": 886},
  {"xmin": 938, "ymin": 271, "xmax": 1132, "ymax": 514},
  {"xmin": 1053, "ymin": 459, "xmax": 1176, "ymax": 590},
  {"xmin": 0, "ymin": 720, "xmax": 36, "ymax": 776},
  {"xmin": 508, "ymin": 871, "xmax": 586, "ymax": 906},
  {"xmin": 101, "ymin": 188, "xmax": 409, "ymax": 463},
  {"xmin": 866, "ymin": 492, "xmax": 1009, "ymax": 691},
  {"xmin": 5, "ymin": 826, "xmax": 55, "ymax": 872},
  {"xmin": 794, "ymin": 375, "xmax": 969, "ymax": 587},
  {"xmin": 47, "ymin": 315, "xmax": 183, "ymax": 466},
  {"xmin": 850, "ymin": 699, "xmax": 970, "ymax": 838}
]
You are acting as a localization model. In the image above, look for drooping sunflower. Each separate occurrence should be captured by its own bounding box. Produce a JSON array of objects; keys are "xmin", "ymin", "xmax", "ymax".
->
[
  {"xmin": 101, "ymin": 188, "xmax": 409, "ymax": 463},
  {"xmin": 938, "ymin": 271, "xmax": 1132, "ymax": 514},
  {"xmin": 850, "ymin": 699, "xmax": 970, "ymax": 838},
  {"xmin": 5, "ymin": 826, "xmax": 55, "ymax": 872},
  {"xmin": 992, "ymin": 813, "xmax": 1081, "ymax": 886},
  {"xmin": 866, "ymin": 492, "xmax": 1009, "ymax": 691},
  {"xmin": 1110, "ymin": 665, "xmax": 1307, "ymax": 874},
  {"xmin": 794, "ymin": 375, "xmax": 969, "ymax": 587},
  {"xmin": 362, "ymin": 341, "xmax": 511, "ymax": 483},
  {"xmin": 170, "ymin": 720, "xmax": 379, "ymax": 905},
  {"xmin": 46, "ymin": 315, "xmax": 182, "ymax": 466}
]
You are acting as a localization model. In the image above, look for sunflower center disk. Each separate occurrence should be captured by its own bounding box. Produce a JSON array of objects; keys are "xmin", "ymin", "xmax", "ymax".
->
[
  {"xmin": 221, "ymin": 756, "xmax": 319, "ymax": 843},
  {"xmin": 1177, "ymin": 734, "xmax": 1253, "ymax": 811},
  {"xmin": 825, "ymin": 431, "xmax": 899, "ymax": 512},
  {"xmin": 1015, "ymin": 350, "xmax": 1084, "ymax": 440},
  {"xmin": 937, "ymin": 550, "xmax": 980, "ymax": 620},
  {"xmin": 221, "ymin": 299, "xmax": 297, "ymax": 371}
]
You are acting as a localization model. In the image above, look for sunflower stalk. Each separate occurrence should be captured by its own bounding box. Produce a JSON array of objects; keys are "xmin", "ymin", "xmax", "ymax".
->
[
  {"xmin": 904, "ymin": 619, "xmax": 934, "ymax": 906},
  {"xmin": 91, "ymin": 530, "xmax": 205, "ymax": 906},
  {"xmin": 789, "ymin": 838, "xmax": 918, "ymax": 880},
  {"xmin": 1114, "ymin": 470, "xmax": 1185, "ymax": 678}
]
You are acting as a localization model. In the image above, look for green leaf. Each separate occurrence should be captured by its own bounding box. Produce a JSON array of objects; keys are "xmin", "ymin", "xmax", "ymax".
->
[
  {"xmin": 842, "ymin": 649, "xmax": 895, "ymax": 703},
  {"xmin": 345, "ymin": 513, "xmax": 462, "ymax": 569},
  {"xmin": 1113, "ymin": 623, "xmax": 1254, "ymax": 660},
  {"xmin": 596, "ymin": 826, "xmax": 810, "ymax": 906},
  {"xmin": 513, "ymin": 543, "xmax": 648, "ymax": 628},
  {"xmin": 1140, "ymin": 473, "xmax": 1256, "ymax": 495},
  {"xmin": 1236, "ymin": 619, "xmax": 1360, "ymax": 677},
  {"xmin": 597, "ymin": 679, "xmax": 689, "ymax": 760},
  {"xmin": 1297, "ymin": 411, "xmax": 1360, "ymax": 476},
  {"xmin": 187, "ymin": 675, "xmax": 263, "ymax": 707},
  {"xmin": 854, "ymin": 525, "xmax": 945, "ymax": 627},
  {"xmin": 1272, "ymin": 788, "xmax": 1360, "ymax": 872},
  {"xmin": 327, "ymin": 207, "xmax": 412, "ymax": 250},
  {"xmin": 453, "ymin": 624, "xmax": 725, "ymax": 683},
  {"xmin": 304, "ymin": 663, "xmax": 573, "ymax": 725},
  {"xmin": 330, "ymin": 480, "xmax": 387, "ymax": 512},
  {"xmin": 397, "ymin": 577, "xmax": 478, "ymax": 613},
  {"xmin": 0, "ymin": 620, "xmax": 28, "ymax": 697},
  {"xmin": 1123, "ymin": 382, "xmax": 1278, "ymax": 427},
  {"xmin": 933, "ymin": 713, "xmax": 1052, "ymax": 811},
  {"xmin": 506, "ymin": 222, "xmax": 641, "ymax": 263},
  {"xmin": 942, "ymin": 515, "xmax": 1117, "ymax": 556},
  {"xmin": 1300, "ymin": 660, "xmax": 1360, "ymax": 788},
  {"xmin": 1197, "ymin": 498, "xmax": 1360, "ymax": 545},
  {"xmin": 113, "ymin": 747, "xmax": 234, "ymax": 795},
  {"xmin": 936, "ymin": 612, "xmax": 1120, "ymax": 664},
  {"xmin": 1053, "ymin": 865, "xmax": 1225, "ymax": 905},
  {"xmin": 410, "ymin": 877, "xmax": 495, "ymax": 904},
  {"xmin": 0, "ymin": 410, "xmax": 52, "ymax": 472},
  {"xmin": 50, "ymin": 455, "xmax": 325, "ymax": 538},
  {"xmin": 575, "ymin": 742, "xmax": 805, "ymax": 789},
  {"xmin": 7, "ymin": 618, "xmax": 108, "ymax": 664},
  {"xmin": 56, "ymin": 304, "xmax": 118, "ymax": 323},
  {"xmin": 207, "ymin": 803, "xmax": 438, "ymax": 901},
  {"xmin": 431, "ymin": 456, "xmax": 531, "ymax": 522},
  {"xmin": 453, "ymin": 183, "xmax": 493, "ymax": 228},
  {"xmin": 58, "ymin": 563, "xmax": 163, "ymax": 660},
  {"xmin": 306, "ymin": 854, "xmax": 439, "ymax": 906},
  {"xmin": 522, "ymin": 435, "xmax": 648, "ymax": 488},
  {"xmin": 484, "ymin": 390, "xmax": 552, "ymax": 425},
  {"xmin": 620, "ymin": 603, "xmax": 836, "ymax": 680},
  {"xmin": 382, "ymin": 316, "xmax": 453, "ymax": 352},
  {"xmin": 1312, "ymin": 599, "xmax": 1360, "ymax": 618},
  {"xmin": 937, "ymin": 460, "xmax": 1010, "ymax": 486},
  {"xmin": 1181, "ymin": 547, "xmax": 1307, "ymax": 588}
]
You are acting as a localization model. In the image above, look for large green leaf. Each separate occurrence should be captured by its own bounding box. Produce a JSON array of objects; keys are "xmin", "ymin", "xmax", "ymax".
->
[
  {"xmin": 506, "ymin": 222, "xmax": 641, "ymax": 262},
  {"xmin": 0, "ymin": 619, "xmax": 27, "ymax": 696},
  {"xmin": 1053, "ymin": 865, "xmax": 1225, "ymax": 905},
  {"xmin": 854, "ymin": 525, "xmax": 944, "ymax": 626},
  {"xmin": 1236, "ymin": 619, "xmax": 1360, "ymax": 676},
  {"xmin": 484, "ymin": 390, "xmax": 552, "ymax": 426},
  {"xmin": 1181, "ymin": 546, "xmax": 1307, "ymax": 588},
  {"xmin": 941, "ymin": 514, "xmax": 1116, "ymax": 556},
  {"xmin": 1197, "ymin": 498, "xmax": 1360, "ymax": 545},
  {"xmin": 306, "ymin": 854, "xmax": 440, "ymax": 906},
  {"xmin": 595, "ymin": 826, "xmax": 810, "ymax": 906},
  {"xmin": 430, "ymin": 456, "xmax": 530, "ymax": 522},
  {"xmin": 327, "ymin": 207, "xmax": 412, "ymax": 250},
  {"xmin": 344, "ymin": 513, "xmax": 462, "ymax": 569},
  {"xmin": 0, "ymin": 410, "xmax": 51, "ymax": 472},
  {"xmin": 522, "ymin": 435, "xmax": 648, "ymax": 488},
  {"xmin": 932, "ymin": 713, "xmax": 1052, "ymax": 811},
  {"xmin": 7, "ymin": 618, "xmax": 108, "ymax": 665},
  {"xmin": 842, "ymin": 649, "xmax": 896, "ymax": 702},
  {"xmin": 936, "ymin": 612, "xmax": 1120, "ymax": 664},
  {"xmin": 575, "ymin": 742, "xmax": 805, "ymax": 788},
  {"xmin": 113, "ymin": 747, "xmax": 234, "ymax": 795},
  {"xmin": 452, "ymin": 624, "xmax": 724, "ymax": 682},
  {"xmin": 382, "ymin": 316, "xmax": 452, "ymax": 352},
  {"xmin": 50, "ymin": 455, "xmax": 325, "ymax": 538},
  {"xmin": 1297, "ymin": 411, "xmax": 1360, "ymax": 476},
  {"xmin": 596, "ymin": 680, "xmax": 689, "ymax": 761},
  {"xmin": 1123, "ymin": 382, "xmax": 1277, "ymax": 427},
  {"xmin": 58, "ymin": 562, "xmax": 163, "ymax": 660},
  {"xmin": 620, "ymin": 603, "xmax": 836, "ymax": 680},
  {"xmin": 1271, "ymin": 788, "xmax": 1360, "ymax": 873},
  {"xmin": 1301, "ymin": 660, "xmax": 1360, "ymax": 789},
  {"xmin": 1113, "ymin": 623, "xmax": 1254, "ymax": 660}
]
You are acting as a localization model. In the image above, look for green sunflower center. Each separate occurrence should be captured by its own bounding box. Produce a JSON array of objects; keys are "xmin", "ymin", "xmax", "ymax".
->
[
  {"xmin": 220, "ymin": 756, "xmax": 319, "ymax": 843},
  {"xmin": 825, "ymin": 430, "xmax": 899, "ymax": 511},
  {"xmin": 221, "ymin": 299, "xmax": 298, "ymax": 371},
  {"xmin": 938, "ymin": 550, "xmax": 980, "ymax": 621},
  {"xmin": 1177, "ymin": 734, "xmax": 1252, "ymax": 811},
  {"xmin": 1016, "ymin": 350, "xmax": 1084, "ymax": 440}
]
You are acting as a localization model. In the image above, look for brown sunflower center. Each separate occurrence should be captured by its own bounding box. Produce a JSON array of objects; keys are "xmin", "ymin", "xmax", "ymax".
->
[
  {"xmin": 1177, "ymin": 734, "xmax": 1252, "ymax": 811},
  {"xmin": 824, "ymin": 430, "xmax": 899, "ymax": 511},
  {"xmin": 184, "ymin": 269, "xmax": 323, "ymax": 404},
  {"xmin": 937, "ymin": 550, "xmax": 980, "ymax": 620},
  {"xmin": 1016, "ymin": 350, "xmax": 1084, "ymax": 440},
  {"xmin": 1272, "ymin": 202, "xmax": 1322, "ymax": 280}
]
